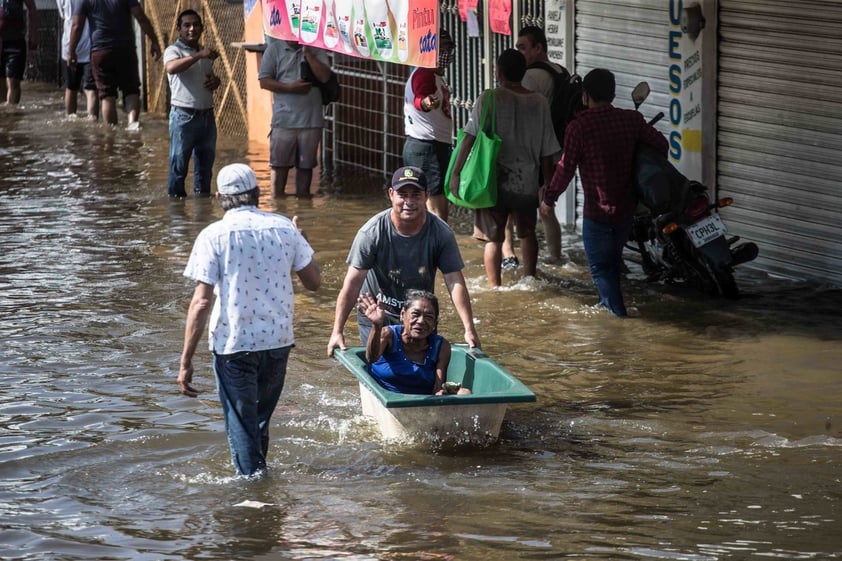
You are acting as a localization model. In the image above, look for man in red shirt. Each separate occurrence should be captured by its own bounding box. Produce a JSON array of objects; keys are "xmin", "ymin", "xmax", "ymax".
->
[{"xmin": 540, "ymin": 68, "xmax": 667, "ymax": 316}]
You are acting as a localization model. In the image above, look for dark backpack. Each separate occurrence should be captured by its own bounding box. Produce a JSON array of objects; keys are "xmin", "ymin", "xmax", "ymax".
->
[
  {"xmin": 527, "ymin": 61, "xmax": 584, "ymax": 143},
  {"xmin": 300, "ymin": 60, "xmax": 341, "ymax": 105}
]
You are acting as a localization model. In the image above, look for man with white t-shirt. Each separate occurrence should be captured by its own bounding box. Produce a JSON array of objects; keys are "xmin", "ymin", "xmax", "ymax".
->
[{"xmin": 57, "ymin": 0, "xmax": 98, "ymax": 118}]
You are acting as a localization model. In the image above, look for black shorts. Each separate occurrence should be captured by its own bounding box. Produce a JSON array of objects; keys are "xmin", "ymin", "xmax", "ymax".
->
[
  {"xmin": 90, "ymin": 47, "xmax": 140, "ymax": 99},
  {"xmin": 0, "ymin": 39, "xmax": 27, "ymax": 80},
  {"xmin": 62, "ymin": 60, "xmax": 97, "ymax": 91}
]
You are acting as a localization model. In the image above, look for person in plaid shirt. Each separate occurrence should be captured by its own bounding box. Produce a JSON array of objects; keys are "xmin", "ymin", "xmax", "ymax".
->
[{"xmin": 540, "ymin": 68, "xmax": 668, "ymax": 317}]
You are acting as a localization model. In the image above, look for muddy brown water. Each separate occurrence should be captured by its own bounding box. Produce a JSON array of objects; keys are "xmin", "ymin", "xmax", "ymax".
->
[{"xmin": 1, "ymin": 84, "xmax": 841, "ymax": 560}]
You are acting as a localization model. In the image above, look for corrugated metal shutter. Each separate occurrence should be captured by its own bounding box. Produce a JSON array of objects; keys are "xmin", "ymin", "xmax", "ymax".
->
[
  {"xmin": 718, "ymin": 0, "xmax": 842, "ymax": 284},
  {"xmin": 573, "ymin": 0, "xmax": 671, "ymax": 230}
]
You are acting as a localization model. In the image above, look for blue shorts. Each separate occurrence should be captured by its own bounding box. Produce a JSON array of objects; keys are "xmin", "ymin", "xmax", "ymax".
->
[{"xmin": 0, "ymin": 39, "xmax": 27, "ymax": 80}]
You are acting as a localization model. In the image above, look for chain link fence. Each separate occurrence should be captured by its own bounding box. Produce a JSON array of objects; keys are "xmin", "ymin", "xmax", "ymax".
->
[{"xmin": 144, "ymin": 0, "xmax": 248, "ymax": 138}]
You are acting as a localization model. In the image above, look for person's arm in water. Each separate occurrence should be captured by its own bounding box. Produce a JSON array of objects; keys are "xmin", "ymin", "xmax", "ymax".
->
[
  {"xmin": 328, "ymin": 266, "xmax": 368, "ymax": 356},
  {"xmin": 432, "ymin": 339, "xmax": 452, "ymax": 394},
  {"xmin": 359, "ymin": 292, "xmax": 391, "ymax": 363},
  {"xmin": 178, "ymin": 281, "xmax": 214, "ymax": 397},
  {"xmin": 443, "ymin": 270, "xmax": 481, "ymax": 349}
]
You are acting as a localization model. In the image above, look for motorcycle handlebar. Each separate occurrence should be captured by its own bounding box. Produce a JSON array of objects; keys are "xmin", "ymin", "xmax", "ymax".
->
[{"xmin": 649, "ymin": 112, "xmax": 665, "ymax": 126}]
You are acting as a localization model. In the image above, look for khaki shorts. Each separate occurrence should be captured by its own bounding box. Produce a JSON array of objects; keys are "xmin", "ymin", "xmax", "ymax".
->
[
  {"xmin": 269, "ymin": 127, "xmax": 322, "ymax": 169},
  {"xmin": 473, "ymin": 206, "xmax": 538, "ymax": 243}
]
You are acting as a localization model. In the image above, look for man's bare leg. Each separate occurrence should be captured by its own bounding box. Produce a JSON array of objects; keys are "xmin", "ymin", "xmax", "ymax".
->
[
  {"xmin": 85, "ymin": 90, "xmax": 99, "ymax": 120},
  {"xmin": 125, "ymin": 93, "xmax": 140, "ymax": 127},
  {"xmin": 520, "ymin": 233, "xmax": 539, "ymax": 278},
  {"xmin": 64, "ymin": 88, "xmax": 78, "ymax": 115},
  {"xmin": 484, "ymin": 241, "xmax": 503, "ymax": 288},
  {"xmin": 295, "ymin": 167, "xmax": 313, "ymax": 197},
  {"xmin": 271, "ymin": 166, "xmax": 291, "ymax": 197},
  {"xmin": 101, "ymin": 96, "xmax": 118, "ymax": 125},
  {"xmin": 426, "ymin": 193, "xmax": 449, "ymax": 222},
  {"xmin": 5, "ymin": 78, "xmax": 21, "ymax": 104}
]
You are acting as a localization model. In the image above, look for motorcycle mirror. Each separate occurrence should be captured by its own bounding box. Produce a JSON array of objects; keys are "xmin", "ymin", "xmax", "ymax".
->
[{"xmin": 632, "ymin": 82, "xmax": 650, "ymax": 109}]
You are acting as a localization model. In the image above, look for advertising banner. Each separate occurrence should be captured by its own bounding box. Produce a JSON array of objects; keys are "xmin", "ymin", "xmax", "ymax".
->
[{"xmin": 262, "ymin": 0, "xmax": 439, "ymax": 68}]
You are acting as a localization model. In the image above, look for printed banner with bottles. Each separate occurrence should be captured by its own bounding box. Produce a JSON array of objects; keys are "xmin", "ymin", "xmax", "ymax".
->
[{"xmin": 262, "ymin": 0, "xmax": 439, "ymax": 68}]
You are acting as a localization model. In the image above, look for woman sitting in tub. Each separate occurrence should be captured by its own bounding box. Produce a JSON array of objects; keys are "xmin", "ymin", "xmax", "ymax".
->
[{"xmin": 358, "ymin": 289, "xmax": 470, "ymax": 395}]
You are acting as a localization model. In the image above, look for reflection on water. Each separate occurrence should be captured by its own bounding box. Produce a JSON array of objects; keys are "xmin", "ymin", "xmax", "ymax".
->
[{"xmin": 1, "ymin": 85, "xmax": 841, "ymax": 560}]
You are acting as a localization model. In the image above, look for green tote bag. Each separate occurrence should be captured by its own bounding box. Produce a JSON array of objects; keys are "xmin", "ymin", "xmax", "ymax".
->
[{"xmin": 444, "ymin": 90, "xmax": 501, "ymax": 209}]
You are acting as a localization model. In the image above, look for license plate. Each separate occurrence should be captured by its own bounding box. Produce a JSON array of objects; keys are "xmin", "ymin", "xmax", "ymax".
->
[{"xmin": 683, "ymin": 213, "xmax": 727, "ymax": 248}]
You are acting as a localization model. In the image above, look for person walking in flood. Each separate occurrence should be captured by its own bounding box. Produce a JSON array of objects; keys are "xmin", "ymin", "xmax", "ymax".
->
[
  {"xmin": 448, "ymin": 49, "xmax": 559, "ymax": 288},
  {"xmin": 541, "ymin": 68, "xmax": 668, "ymax": 317},
  {"xmin": 57, "ymin": 0, "xmax": 98, "ymax": 119},
  {"xmin": 68, "ymin": 0, "xmax": 161, "ymax": 128},
  {"xmin": 327, "ymin": 166, "xmax": 480, "ymax": 357},
  {"xmin": 258, "ymin": 38, "xmax": 332, "ymax": 197},
  {"xmin": 164, "ymin": 9, "xmax": 220, "ymax": 198},
  {"xmin": 0, "ymin": 0, "xmax": 38, "ymax": 105},
  {"xmin": 177, "ymin": 163, "xmax": 321, "ymax": 477}
]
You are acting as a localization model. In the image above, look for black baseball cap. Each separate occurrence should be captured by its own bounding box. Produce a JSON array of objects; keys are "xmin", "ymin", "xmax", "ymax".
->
[{"xmin": 391, "ymin": 166, "xmax": 428, "ymax": 191}]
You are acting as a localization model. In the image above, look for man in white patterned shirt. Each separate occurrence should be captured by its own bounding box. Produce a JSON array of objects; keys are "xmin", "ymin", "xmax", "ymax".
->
[{"xmin": 178, "ymin": 163, "xmax": 321, "ymax": 477}]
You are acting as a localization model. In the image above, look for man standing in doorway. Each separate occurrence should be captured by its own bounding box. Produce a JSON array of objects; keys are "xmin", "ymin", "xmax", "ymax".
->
[
  {"xmin": 541, "ymin": 68, "xmax": 668, "ymax": 317},
  {"xmin": 68, "ymin": 0, "xmax": 161, "ymax": 128},
  {"xmin": 178, "ymin": 163, "xmax": 321, "ymax": 477},
  {"xmin": 402, "ymin": 28, "xmax": 455, "ymax": 222},
  {"xmin": 164, "ymin": 9, "xmax": 220, "ymax": 198},
  {"xmin": 0, "ymin": 0, "xmax": 38, "ymax": 105},
  {"xmin": 57, "ymin": 0, "xmax": 98, "ymax": 119},
  {"xmin": 258, "ymin": 38, "xmax": 331, "ymax": 197}
]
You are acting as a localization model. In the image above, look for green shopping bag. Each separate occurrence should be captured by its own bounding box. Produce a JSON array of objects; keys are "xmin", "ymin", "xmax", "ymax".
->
[{"xmin": 444, "ymin": 90, "xmax": 501, "ymax": 209}]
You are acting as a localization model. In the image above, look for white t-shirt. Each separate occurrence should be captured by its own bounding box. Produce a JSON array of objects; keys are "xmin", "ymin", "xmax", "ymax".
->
[
  {"xmin": 183, "ymin": 206, "xmax": 315, "ymax": 354},
  {"xmin": 164, "ymin": 39, "xmax": 215, "ymax": 110},
  {"xmin": 58, "ymin": 0, "xmax": 92, "ymax": 63}
]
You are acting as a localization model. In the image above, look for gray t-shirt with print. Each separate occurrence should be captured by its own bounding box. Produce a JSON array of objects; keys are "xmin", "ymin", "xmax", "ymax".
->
[
  {"xmin": 258, "ymin": 39, "xmax": 327, "ymax": 129},
  {"xmin": 164, "ymin": 39, "xmax": 215, "ymax": 110},
  {"xmin": 347, "ymin": 209, "xmax": 464, "ymax": 322}
]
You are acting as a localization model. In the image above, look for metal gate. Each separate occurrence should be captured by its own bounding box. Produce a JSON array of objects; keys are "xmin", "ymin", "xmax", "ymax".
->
[
  {"xmin": 324, "ymin": 0, "xmax": 543, "ymax": 186},
  {"xmin": 718, "ymin": 0, "xmax": 842, "ymax": 284}
]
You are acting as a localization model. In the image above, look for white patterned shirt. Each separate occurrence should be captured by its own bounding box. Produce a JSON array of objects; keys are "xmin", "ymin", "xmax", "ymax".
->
[{"xmin": 184, "ymin": 206, "xmax": 314, "ymax": 354}]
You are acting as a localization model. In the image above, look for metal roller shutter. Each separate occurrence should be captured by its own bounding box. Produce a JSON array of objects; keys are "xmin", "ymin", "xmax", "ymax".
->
[
  {"xmin": 718, "ymin": 0, "xmax": 842, "ymax": 283},
  {"xmin": 573, "ymin": 0, "xmax": 671, "ymax": 230}
]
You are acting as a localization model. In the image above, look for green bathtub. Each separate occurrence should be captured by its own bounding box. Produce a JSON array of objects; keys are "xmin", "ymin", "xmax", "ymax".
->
[{"xmin": 335, "ymin": 344, "xmax": 536, "ymax": 442}]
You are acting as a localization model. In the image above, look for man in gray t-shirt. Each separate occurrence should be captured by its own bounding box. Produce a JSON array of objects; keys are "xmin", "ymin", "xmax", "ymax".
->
[
  {"xmin": 328, "ymin": 166, "xmax": 481, "ymax": 356},
  {"xmin": 163, "ymin": 9, "xmax": 220, "ymax": 198},
  {"xmin": 258, "ymin": 39, "xmax": 332, "ymax": 197}
]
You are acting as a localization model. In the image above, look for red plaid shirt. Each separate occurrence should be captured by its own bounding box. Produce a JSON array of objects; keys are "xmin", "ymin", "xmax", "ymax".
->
[{"xmin": 545, "ymin": 105, "xmax": 668, "ymax": 224}]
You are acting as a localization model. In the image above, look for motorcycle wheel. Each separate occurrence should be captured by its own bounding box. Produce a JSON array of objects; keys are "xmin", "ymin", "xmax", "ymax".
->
[{"xmin": 713, "ymin": 268, "xmax": 740, "ymax": 299}]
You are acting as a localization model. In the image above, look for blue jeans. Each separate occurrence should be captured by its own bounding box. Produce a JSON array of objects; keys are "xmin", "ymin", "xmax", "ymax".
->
[
  {"xmin": 168, "ymin": 107, "xmax": 217, "ymax": 197},
  {"xmin": 213, "ymin": 346, "xmax": 291, "ymax": 476},
  {"xmin": 402, "ymin": 137, "xmax": 451, "ymax": 197},
  {"xmin": 582, "ymin": 217, "xmax": 633, "ymax": 317}
]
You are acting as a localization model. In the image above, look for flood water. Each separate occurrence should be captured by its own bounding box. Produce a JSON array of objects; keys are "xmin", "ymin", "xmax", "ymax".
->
[{"xmin": 1, "ymin": 84, "xmax": 841, "ymax": 561}]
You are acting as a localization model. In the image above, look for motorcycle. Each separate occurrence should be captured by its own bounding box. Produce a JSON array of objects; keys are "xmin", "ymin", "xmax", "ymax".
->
[{"xmin": 626, "ymin": 82, "xmax": 758, "ymax": 298}]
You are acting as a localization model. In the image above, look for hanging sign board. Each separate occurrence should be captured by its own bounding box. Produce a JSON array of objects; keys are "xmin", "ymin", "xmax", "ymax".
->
[{"xmin": 262, "ymin": 0, "xmax": 439, "ymax": 67}]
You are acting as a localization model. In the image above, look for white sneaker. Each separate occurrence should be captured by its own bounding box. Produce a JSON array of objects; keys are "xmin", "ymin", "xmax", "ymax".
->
[{"xmin": 126, "ymin": 121, "xmax": 141, "ymax": 131}]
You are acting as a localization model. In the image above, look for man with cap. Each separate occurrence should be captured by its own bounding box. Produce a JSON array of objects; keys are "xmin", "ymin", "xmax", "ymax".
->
[
  {"xmin": 178, "ymin": 163, "xmax": 321, "ymax": 477},
  {"xmin": 327, "ymin": 165, "xmax": 480, "ymax": 357}
]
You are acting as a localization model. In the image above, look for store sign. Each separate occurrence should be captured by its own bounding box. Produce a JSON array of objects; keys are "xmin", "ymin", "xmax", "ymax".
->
[
  {"xmin": 262, "ymin": 0, "xmax": 439, "ymax": 68},
  {"xmin": 667, "ymin": 0, "xmax": 703, "ymax": 175}
]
